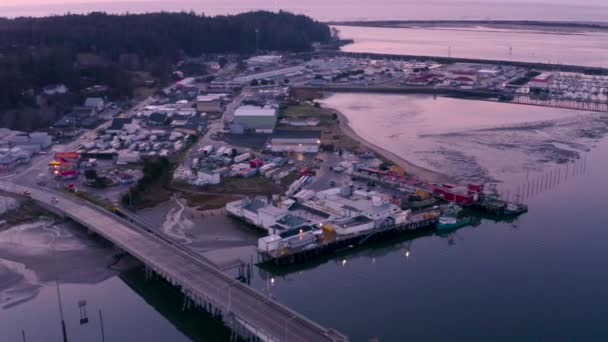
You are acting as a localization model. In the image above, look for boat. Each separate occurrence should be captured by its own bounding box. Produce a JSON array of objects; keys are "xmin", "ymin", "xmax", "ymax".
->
[
  {"xmin": 437, "ymin": 204, "xmax": 471, "ymax": 230},
  {"xmin": 437, "ymin": 215, "xmax": 472, "ymax": 230},
  {"xmin": 504, "ymin": 202, "xmax": 528, "ymax": 216}
]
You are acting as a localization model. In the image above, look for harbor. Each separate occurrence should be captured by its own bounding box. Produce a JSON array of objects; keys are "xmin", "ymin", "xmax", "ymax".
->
[{"xmin": 225, "ymin": 160, "xmax": 528, "ymax": 266}]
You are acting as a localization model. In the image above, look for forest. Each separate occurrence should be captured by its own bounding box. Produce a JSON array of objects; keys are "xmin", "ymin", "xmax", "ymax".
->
[{"xmin": 0, "ymin": 11, "xmax": 330, "ymax": 129}]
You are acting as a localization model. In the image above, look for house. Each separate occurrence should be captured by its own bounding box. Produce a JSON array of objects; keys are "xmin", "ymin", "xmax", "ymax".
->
[
  {"xmin": 43, "ymin": 84, "xmax": 68, "ymax": 96},
  {"xmin": 71, "ymin": 106, "xmax": 95, "ymax": 120},
  {"xmin": 107, "ymin": 118, "xmax": 133, "ymax": 134},
  {"xmin": 84, "ymin": 97, "xmax": 105, "ymax": 112},
  {"xmin": 147, "ymin": 112, "xmax": 168, "ymax": 126},
  {"xmin": 171, "ymin": 113, "xmax": 208, "ymax": 135}
]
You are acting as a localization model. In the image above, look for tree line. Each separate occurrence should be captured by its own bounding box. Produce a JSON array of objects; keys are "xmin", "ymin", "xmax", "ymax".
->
[{"xmin": 0, "ymin": 11, "xmax": 330, "ymax": 118}]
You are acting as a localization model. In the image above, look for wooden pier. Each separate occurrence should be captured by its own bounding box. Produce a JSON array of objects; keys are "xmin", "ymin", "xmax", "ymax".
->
[
  {"xmin": 259, "ymin": 215, "xmax": 438, "ymax": 266},
  {"xmin": 491, "ymin": 94, "xmax": 608, "ymax": 112}
]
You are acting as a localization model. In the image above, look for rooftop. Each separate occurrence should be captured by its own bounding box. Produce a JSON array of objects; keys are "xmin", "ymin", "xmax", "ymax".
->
[{"xmin": 234, "ymin": 105, "xmax": 277, "ymax": 117}]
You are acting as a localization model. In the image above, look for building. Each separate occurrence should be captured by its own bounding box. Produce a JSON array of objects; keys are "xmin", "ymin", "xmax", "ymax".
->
[
  {"xmin": 233, "ymin": 105, "xmax": 278, "ymax": 134},
  {"xmin": 529, "ymin": 72, "xmax": 554, "ymax": 90},
  {"xmin": 147, "ymin": 112, "xmax": 168, "ymax": 126},
  {"xmin": 196, "ymin": 94, "xmax": 224, "ymax": 112},
  {"xmin": 209, "ymin": 81, "xmax": 242, "ymax": 91},
  {"xmin": 267, "ymin": 131, "xmax": 322, "ymax": 153},
  {"xmin": 107, "ymin": 118, "xmax": 133, "ymax": 134},
  {"xmin": 233, "ymin": 66, "xmax": 305, "ymax": 84},
  {"xmin": 116, "ymin": 151, "xmax": 141, "ymax": 165},
  {"xmin": 197, "ymin": 169, "xmax": 221, "ymax": 185},
  {"xmin": 43, "ymin": 84, "xmax": 68, "ymax": 96},
  {"xmin": 71, "ymin": 106, "xmax": 96, "ymax": 120},
  {"xmin": 246, "ymin": 55, "xmax": 283, "ymax": 66},
  {"xmin": 171, "ymin": 113, "xmax": 208, "ymax": 135},
  {"xmin": 9, "ymin": 132, "xmax": 53, "ymax": 152},
  {"xmin": 84, "ymin": 97, "xmax": 105, "ymax": 112},
  {"xmin": 0, "ymin": 147, "xmax": 31, "ymax": 171}
]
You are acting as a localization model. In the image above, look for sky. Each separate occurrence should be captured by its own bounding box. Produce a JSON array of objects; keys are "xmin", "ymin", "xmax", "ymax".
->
[
  {"xmin": 2, "ymin": 0, "xmax": 608, "ymax": 22},
  {"xmin": 4, "ymin": 0, "xmax": 608, "ymax": 5}
]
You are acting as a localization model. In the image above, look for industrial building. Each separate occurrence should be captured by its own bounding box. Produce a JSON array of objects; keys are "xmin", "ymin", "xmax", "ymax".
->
[
  {"xmin": 0, "ymin": 147, "xmax": 32, "ymax": 171},
  {"xmin": 233, "ymin": 66, "xmax": 305, "ymax": 84},
  {"xmin": 196, "ymin": 94, "xmax": 225, "ymax": 112},
  {"xmin": 267, "ymin": 131, "xmax": 322, "ymax": 153},
  {"xmin": 232, "ymin": 105, "xmax": 278, "ymax": 134},
  {"xmin": 246, "ymin": 55, "xmax": 283, "ymax": 66}
]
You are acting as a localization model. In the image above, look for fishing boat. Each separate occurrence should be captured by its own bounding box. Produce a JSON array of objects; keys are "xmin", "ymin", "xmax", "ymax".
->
[{"xmin": 437, "ymin": 204, "xmax": 471, "ymax": 230}]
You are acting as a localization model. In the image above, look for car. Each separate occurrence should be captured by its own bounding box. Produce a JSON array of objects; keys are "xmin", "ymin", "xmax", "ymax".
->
[
  {"xmin": 329, "ymin": 180, "xmax": 336, "ymax": 186},
  {"xmin": 23, "ymin": 190, "xmax": 31, "ymax": 196},
  {"xmin": 51, "ymin": 197, "xmax": 58, "ymax": 203}
]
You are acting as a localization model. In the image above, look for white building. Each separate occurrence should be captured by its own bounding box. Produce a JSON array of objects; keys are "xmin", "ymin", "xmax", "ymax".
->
[
  {"xmin": 233, "ymin": 105, "xmax": 278, "ymax": 134},
  {"xmin": 529, "ymin": 72, "xmax": 554, "ymax": 90},
  {"xmin": 246, "ymin": 55, "xmax": 282, "ymax": 66},
  {"xmin": 197, "ymin": 169, "xmax": 221, "ymax": 185},
  {"xmin": 233, "ymin": 66, "xmax": 305, "ymax": 84},
  {"xmin": 84, "ymin": 97, "xmax": 105, "ymax": 112},
  {"xmin": 267, "ymin": 131, "xmax": 321, "ymax": 153}
]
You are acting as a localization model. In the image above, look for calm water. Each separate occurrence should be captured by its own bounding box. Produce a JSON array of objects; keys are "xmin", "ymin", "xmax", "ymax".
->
[
  {"xmin": 2, "ymin": 0, "xmax": 608, "ymax": 22},
  {"xmin": 253, "ymin": 132, "xmax": 608, "ymax": 341},
  {"xmin": 336, "ymin": 25, "xmax": 608, "ymax": 67},
  {"xmin": 0, "ymin": 272, "xmax": 191, "ymax": 341}
]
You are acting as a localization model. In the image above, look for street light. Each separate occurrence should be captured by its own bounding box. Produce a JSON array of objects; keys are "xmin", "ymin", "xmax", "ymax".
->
[
  {"xmin": 218, "ymin": 280, "xmax": 238, "ymax": 313},
  {"xmin": 285, "ymin": 315, "xmax": 297, "ymax": 342}
]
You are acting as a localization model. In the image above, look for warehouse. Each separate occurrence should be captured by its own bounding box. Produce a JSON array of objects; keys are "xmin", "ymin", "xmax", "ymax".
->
[
  {"xmin": 267, "ymin": 131, "xmax": 321, "ymax": 153},
  {"xmin": 232, "ymin": 105, "xmax": 278, "ymax": 134},
  {"xmin": 196, "ymin": 94, "xmax": 225, "ymax": 112}
]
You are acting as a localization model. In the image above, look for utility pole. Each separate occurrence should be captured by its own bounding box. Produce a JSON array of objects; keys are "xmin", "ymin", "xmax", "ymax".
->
[
  {"xmin": 255, "ymin": 28, "xmax": 260, "ymax": 54},
  {"xmin": 99, "ymin": 310, "xmax": 105, "ymax": 342},
  {"xmin": 56, "ymin": 281, "xmax": 68, "ymax": 342}
]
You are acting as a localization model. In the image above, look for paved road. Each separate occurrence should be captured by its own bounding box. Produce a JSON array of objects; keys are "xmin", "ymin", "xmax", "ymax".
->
[{"xmin": 0, "ymin": 181, "xmax": 347, "ymax": 342}]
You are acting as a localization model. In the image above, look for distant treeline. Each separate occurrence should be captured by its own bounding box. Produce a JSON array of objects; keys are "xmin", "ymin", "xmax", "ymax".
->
[{"xmin": 0, "ymin": 11, "xmax": 330, "ymax": 123}]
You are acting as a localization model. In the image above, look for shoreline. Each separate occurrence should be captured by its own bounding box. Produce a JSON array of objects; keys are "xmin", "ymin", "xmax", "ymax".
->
[
  {"xmin": 324, "ymin": 98, "xmax": 452, "ymax": 184},
  {"xmin": 327, "ymin": 20, "xmax": 608, "ymax": 32}
]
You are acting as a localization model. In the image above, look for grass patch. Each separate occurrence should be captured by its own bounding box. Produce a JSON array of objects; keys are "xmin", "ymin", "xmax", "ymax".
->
[
  {"xmin": 61, "ymin": 189, "xmax": 116, "ymax": 211},
  {"xmin": 280, "ymin": 103, "xmax": 337, "ymax": 126},
  {"xmin": 207, "ymin": 176, "xmax": 283, "ymax": 194},
  {"xmin": 180, "ymin": 192, "xmax": 242, "ymax": 211}
]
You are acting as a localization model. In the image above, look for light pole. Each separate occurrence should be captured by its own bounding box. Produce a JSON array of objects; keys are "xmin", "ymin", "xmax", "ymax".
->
[
  {"xmin": 285, "ymin": 315, "xmax": 296, "ymax": 342},
  {"xmin": 218, "ymin": 280, "xmax": 238, "ymax": 313},
  {"xmin": 56, "ymin": 281, "xmax": 68, "ymax": 342}
]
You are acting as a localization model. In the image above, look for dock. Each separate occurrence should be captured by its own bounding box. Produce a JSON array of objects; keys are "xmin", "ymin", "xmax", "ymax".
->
[{"xmin": 259, "ymin": 212, "xmax": 438, "ymax": 266}]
